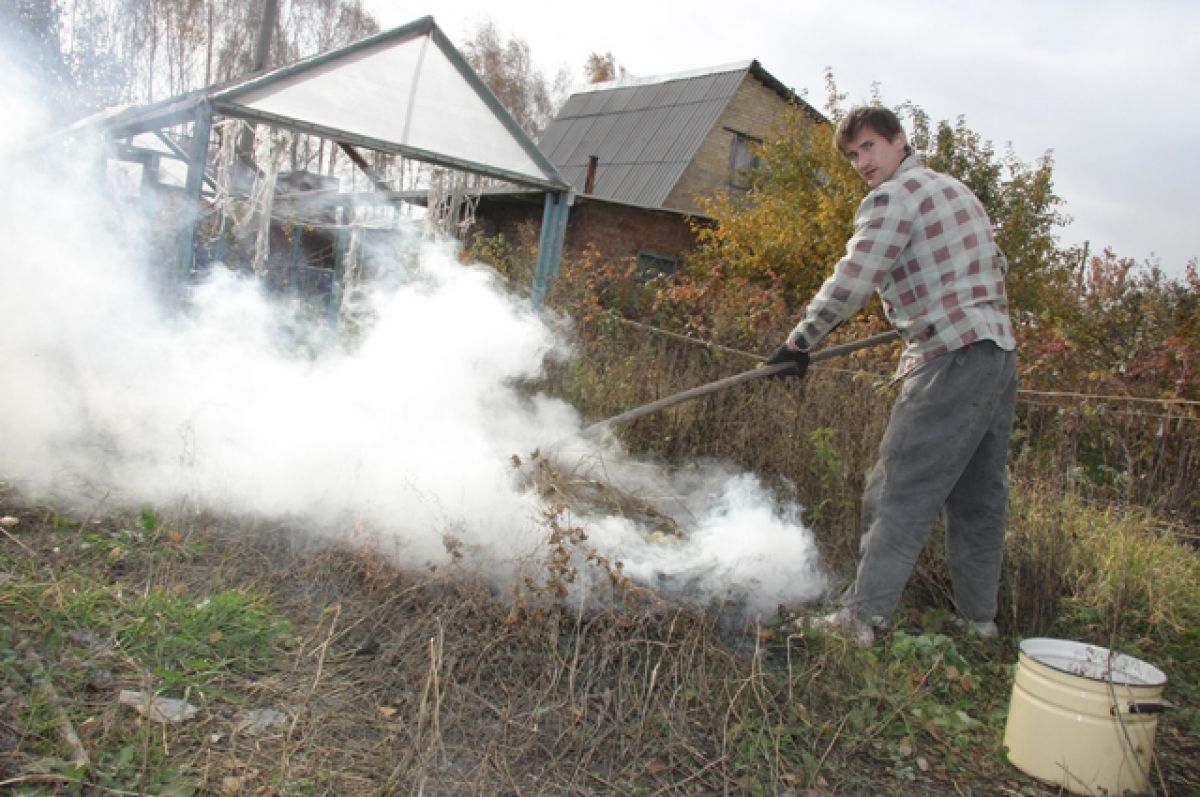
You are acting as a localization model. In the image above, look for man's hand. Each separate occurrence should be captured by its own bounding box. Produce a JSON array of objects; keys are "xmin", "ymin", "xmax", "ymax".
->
[{"xmin": 765, "ymin": 344, "xmax": 810, "ymax": 380}]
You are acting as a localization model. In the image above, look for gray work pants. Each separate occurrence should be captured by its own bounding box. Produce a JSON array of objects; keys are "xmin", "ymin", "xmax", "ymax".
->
[{"xmin": 845, "ymin": 341, "xmax": 1018, "ymax": 623}]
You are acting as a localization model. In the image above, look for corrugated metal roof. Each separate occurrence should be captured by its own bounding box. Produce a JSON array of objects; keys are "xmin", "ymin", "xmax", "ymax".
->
[{"xmin": 539, "ymin": 62, "xmax": 763, "ymax": 209}]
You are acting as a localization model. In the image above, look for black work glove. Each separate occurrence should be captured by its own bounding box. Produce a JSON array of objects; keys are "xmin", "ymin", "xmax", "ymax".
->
[{"xmin": 765, "ymin": 344, "xmax": 810, "ymax": 380}]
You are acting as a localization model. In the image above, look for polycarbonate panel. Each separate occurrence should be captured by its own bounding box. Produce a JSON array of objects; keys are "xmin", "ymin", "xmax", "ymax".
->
[
  {"xmin": 401, "ymin": 41, "xmax": 537, "ymax": 175},
  {"xmin": 225, "ymin": 33, "xmax": 554, "ymax": 184}
]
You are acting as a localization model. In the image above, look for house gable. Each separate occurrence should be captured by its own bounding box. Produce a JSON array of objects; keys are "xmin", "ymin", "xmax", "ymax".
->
[{"xmin": 663, "ymin": 69, "xmax": 794, "ymax": 214}]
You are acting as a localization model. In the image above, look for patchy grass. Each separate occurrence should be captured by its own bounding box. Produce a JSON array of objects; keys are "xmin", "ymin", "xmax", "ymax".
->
[{"xmin": 2, "ymin": 490, "xmax": 1197, "ymax": 795}]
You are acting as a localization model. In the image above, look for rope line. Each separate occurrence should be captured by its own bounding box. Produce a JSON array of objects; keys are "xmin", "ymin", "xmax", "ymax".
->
[{"xmin": 1018, "ymin": 388, "xmax": 1199, "ymax": 408}]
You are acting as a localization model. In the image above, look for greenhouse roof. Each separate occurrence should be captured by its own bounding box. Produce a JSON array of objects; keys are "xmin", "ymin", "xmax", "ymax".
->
[{"xmin": 69, "ymin": 16, "xmax": 567, "ymax": 192}]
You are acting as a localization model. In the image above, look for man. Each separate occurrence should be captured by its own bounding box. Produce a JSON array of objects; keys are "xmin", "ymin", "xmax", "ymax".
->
[{"xmin": 767, "ymin": 106, "xmax": 1018, "ymax": 646}]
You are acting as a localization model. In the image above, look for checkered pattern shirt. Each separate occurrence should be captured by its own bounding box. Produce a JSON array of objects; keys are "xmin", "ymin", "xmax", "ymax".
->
[{"xmin": 789, "ymin": 156, "xmax": 1016, "ymax": 378}]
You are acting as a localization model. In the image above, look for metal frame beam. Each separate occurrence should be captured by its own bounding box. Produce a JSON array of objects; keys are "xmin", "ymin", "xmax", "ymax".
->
[
  {"xmin": 532, "ymin": 191, "xmax": 570, "ymax": 310},
  {"xmin": 211, "ymin": 101, "xmax": 566, "ymax": 192},
  {"xmin": 172, "ymin": 101, "xmax": 213, "ymax": 300}
]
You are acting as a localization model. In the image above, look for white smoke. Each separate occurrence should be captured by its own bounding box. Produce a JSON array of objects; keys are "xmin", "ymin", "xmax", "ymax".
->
[{"xmin": 0, "ymin": 43, "xmax": 827, "ymax": 618}]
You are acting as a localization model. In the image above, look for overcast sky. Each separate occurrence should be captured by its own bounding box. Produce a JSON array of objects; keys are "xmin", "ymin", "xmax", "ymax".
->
[{"xmin": 370, "ymin": 0, "xmax": 1197, "ymax": 278}]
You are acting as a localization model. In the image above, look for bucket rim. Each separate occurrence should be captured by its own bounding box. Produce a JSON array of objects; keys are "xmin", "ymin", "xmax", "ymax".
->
[{"xmin": 1019, "ymin": 637, "xmax": 1167, "ymax": 687}]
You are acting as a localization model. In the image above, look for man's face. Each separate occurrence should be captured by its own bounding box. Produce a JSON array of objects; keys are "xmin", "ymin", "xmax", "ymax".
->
[{"xmin": 842, "ymin": 126, "xmax": 908, "ymax": 188}]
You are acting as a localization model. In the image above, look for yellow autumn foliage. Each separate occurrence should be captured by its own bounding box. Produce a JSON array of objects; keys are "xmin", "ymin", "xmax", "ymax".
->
[{"xmin": 688, "ymin": 105, "xmax": 866, "ymax": 308}]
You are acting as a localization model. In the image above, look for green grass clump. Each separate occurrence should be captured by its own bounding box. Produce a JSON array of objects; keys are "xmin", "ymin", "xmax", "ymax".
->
[
  {"xmin": 1005, "ymin": 483, "xmax": 1200, "ymax": 641},
  {"xmin": 1068, "ymin": 505, "xmax": 1200, "ymax": 636},
  {"xmin": 4, "ymin": 578, "xmax": 293, "ymax": 697},
  {"xmin": 120, "ymin": 587, "xmax": 296, "ymax": 693}
]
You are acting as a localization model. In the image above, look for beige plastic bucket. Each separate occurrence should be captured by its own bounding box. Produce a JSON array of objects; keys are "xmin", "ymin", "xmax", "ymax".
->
[{"xmin": 1003, "ymin": 637, "xmax": 1167, "ymax": 795}]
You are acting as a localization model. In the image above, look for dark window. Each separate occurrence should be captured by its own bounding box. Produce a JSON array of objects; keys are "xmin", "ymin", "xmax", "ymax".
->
[
  {"xmin": 636, "ymin": 250, "xmax": 678, "ymax": 280},
  {"xmin": 728, "ymin": 130, "xmax": 762, "ymax": 190}
]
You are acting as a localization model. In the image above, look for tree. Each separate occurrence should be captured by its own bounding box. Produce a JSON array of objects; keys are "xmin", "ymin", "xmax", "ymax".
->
[
  {"xmin": 584, "ymin": 52, "xmax": 625, "ymax": 84},
  {"xmin": 460, "ymin": 18, "xmax": 570, "ymax": 139},
  {"xmin": 211, "ymin": 0, "xmax": 378, "ymax": 87},
  {"xmin": 1023, "ymin": 251, "xmax": 1200, "ymax": 400},
  {"xmin": 42, "ymin": 0, "xmax": 379, "ymax": 111},
  {"xmin": 2, "ymin": 0, "xmax": 75, "ymax": 119},
  {"xmin": 688, "ymin": 104, "xmax": 864, "ymax": 306}
]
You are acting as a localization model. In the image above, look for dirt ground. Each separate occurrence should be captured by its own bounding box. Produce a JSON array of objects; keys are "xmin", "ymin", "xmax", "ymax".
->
[{"xmin": 1, "ymin": 492, "xmax": 1196, "ymax": 796}]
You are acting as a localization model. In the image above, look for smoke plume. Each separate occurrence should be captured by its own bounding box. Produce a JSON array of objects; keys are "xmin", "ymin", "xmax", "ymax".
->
[{"xmin": 0, "ymin": 44, "xmax": 827, "ymax": 618}]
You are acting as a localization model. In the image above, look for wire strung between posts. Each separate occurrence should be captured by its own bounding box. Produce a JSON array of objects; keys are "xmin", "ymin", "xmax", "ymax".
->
[
  {"xmin": 1019, "ymin": 388, "xmax": 1200, "ymax": 408},
  {"xmin": 599, "ymin": 313, "xmax": 1200, "ymax": 414},
  {"xmin": 602, "ymin": 314, "xmax": 771, "ymax": 363}
]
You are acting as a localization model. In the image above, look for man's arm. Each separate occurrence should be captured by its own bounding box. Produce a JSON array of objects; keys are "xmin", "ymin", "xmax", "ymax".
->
[{"xmin": 787, "ymin": 188, "xmax": 913, "ymax": 350}]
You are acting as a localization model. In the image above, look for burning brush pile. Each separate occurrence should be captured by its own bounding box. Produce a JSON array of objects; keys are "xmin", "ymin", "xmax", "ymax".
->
[{"xmin": 506, "ymin": 446, "xmax": 830, "ymax": 630}]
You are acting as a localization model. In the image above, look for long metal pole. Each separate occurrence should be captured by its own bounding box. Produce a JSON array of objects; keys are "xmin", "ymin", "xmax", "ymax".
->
[{"xmin": 583, "ymin": 330, "xmax": 900, "ymax": 436}]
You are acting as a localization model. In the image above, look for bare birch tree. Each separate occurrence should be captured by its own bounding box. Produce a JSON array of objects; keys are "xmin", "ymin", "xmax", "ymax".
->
[
  {"xmin": 37, "ymin": 0, "xmax": 378, "ymax": 110},
  {"xmin": 460, "ymin": 17, "xmax": 571, "ymax": 139}
]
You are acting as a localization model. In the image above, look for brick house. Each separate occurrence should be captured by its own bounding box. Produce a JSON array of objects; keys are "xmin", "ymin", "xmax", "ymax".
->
[{"xmin": 471, "ymin": 60, "xmax": 823, "ymax": 279}]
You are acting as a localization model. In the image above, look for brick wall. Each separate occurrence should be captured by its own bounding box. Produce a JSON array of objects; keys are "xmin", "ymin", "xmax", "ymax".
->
[
  {"xmin": 473, "ymin": 196, "xmax": 708, "ymax": 271},
  {"xmin": 564, "ymin": 200, "xmax": 701, "ymax": 267},
  {"xmin": 470, "ymin": 197, "xmax": 543, "ymax": 246},
  {"xmin": 665, "ymin": 73, "xmax": 791, "ymax": 213}
]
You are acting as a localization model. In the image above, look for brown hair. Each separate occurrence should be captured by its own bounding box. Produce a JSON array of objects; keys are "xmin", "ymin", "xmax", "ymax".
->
[{"xmin": 834, "ymin": 106, "xmax": 911, "ymax": 156}]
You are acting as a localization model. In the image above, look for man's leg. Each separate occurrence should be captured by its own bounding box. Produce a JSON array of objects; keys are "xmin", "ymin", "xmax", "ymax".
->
[{"xmin": 945, "ymin": 349, "xmax": 1018, "ymax": 623}]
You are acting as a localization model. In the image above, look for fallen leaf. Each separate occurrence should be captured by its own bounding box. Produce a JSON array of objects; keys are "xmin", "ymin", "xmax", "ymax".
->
[
  {"xmin": 234, "ymin": 707, "xmax": 291, "ymax": 734},
  {"xmin": 377, "ymin": 706, "xmax": 398, "ymax": 719},
  {"xmin": 118, "ymin": 690, "xmax": 199, "ymax": 723},
  {"xmin": 0, "ymin": 516, "xmax": 19, "ymax": 527}
]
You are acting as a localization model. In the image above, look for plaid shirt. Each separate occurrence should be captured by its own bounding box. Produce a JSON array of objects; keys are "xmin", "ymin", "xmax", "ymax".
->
[{"xmin": 789, "ymin": 156, "xmax": 1016, "ymax": 377}]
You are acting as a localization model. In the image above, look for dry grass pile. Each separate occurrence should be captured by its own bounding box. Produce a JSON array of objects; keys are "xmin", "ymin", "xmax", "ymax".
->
[{"xmin": 515, "ymin": 450, "xmax": 681, "ymax": 541}]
